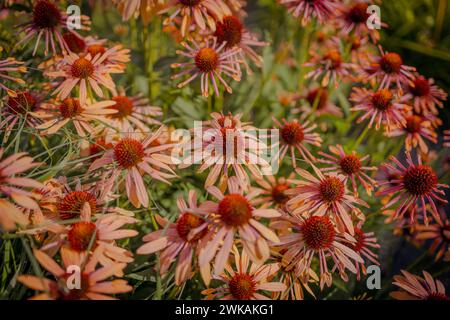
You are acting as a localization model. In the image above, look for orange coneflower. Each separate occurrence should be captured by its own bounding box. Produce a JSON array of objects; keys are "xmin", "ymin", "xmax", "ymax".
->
[
  {"xmin": 89, "ymin": 129, "xmax": 177, "ymax": 208},
  {"xmin": 0, "ymin": 58, "xmax": 26, "ymax": 96},
  {"xmin": 171, "ymin": 37, "xmax": 241, "ymax": 97},
  {"xmin": 202, "ymin": 247, "xmax": 286, "ymax": 300},
  {"xmin": 403, "ymin": 75, "xmax": 448, "ymax": 115},
  {"xmin": 137, "ymin": 190, "xmax": 211, "ymax": 285},
  {"xmin": 279, "ymin": 0, "xmax": 340, "ymax": 26},
  {"xmin": 377, "ymin": 152, "xmax": 448, "ymax": 225},
  {"xmin": 252, "ymin": 174, "xmax": 295, "ymax": 211},
  {"xmin": 318, "ymin": 144, "xmax": 377, "ymax": 196},
  {"xmin": 391, "ymin": 270, "xmax": 449, "ymax": 300},
  {"xmin": 18, "ymin": 246, "xmax": 132, "ymax": 300}
]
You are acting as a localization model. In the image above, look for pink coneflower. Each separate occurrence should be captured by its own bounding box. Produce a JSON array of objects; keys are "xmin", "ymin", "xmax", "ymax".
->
[
  {"xmin": 272, "ymin": 117, "xmax": 322, "ymax": 167},
  {"xmin": 47, "ymin": 52, "xmax": 119, "ymax": 105},
  {"xmin": 252, "ymin": 174, "xmax": 294, "ymax": 211},
  {"xmin": 0, "ymin": 58, "xmax": 27, "ymax": 96},
  {"xmin": 214, "ymin": 15, "xmax": 268, "ymax": 74},
  {"xmin": 286, "ymin": 165, "xmax": 368, "ymax": 235},
  {"xmin": 403, "ymin": 76, "xmax": 448, "ymax": 115},
  {"xmin": 0, "ymin": 149, "xmax": 43, "ymax": 231},
  {"xmin": 171, "ymin": 37, "xmax": 241, "ymax": 97},
  {"xmin": 86, "ymin": 43, "xmax": 131, "ymax": 72},
  {"xmin": 350, "ymin": 87, "xmax": 410, "ymax": 132},
  {"xmin": 137, "ymin": 190, "xmax": 211, "ymax": 285},
  {"xmin": 202, "ymin": 247, "xmax": 286, "ymax": 300},
  {"xmin": 294, "ymin": 87, "xmax": 342, "ymax": 117},
  {"xmin": 277, "ymin": 213, "xmax": 363, "ymax": 289},
  {"xmin": 159, "ymin": 0, "xmax": 232, "ymax": 37},
  {"xmin": 388, "ymin": 114, "xmax": 437, "ymax": 153},
  {"xmin": 89, "ymin": 129, "xmax": 176, "ymax": 208},
  {"xmin": 416, "ymin": 210, "xmax": 450, "ymax": 261},
  {"xmin": 18, "ymin": 246, "xmax": 132, "ymax": 300},
  {"xmin": 318, "ymin": 144, "xmax": 377, "ymax": 196},
  {"xmin": 105, "ymin": 87, "xmax": 162, "ymax": 134},
  {"xmin": 196, "ymin": 177, "xmax": 281, "ymax": 276},
  {"xmin": 33, "ymin": 98, "xmax": 117, "ymax": 137},
  {"xmin": 377, "ymin": 152, "xmax": 449, "ymax": 225},
  {"xmin": 364, "ymin": 47, "xmax": 416, "ymax": 90},
  {"xmin": 305, "ymin": 49, "xmax": 355, "ymax": 87},
  {"xmin": 351, "ymin": 226, "xmax": 380, "ymax": 280},
  {"xmin": 279, "ymin": 0, "xmax": 340, "ymax": 26},
  {"xmin": 16, "ymin": 0, "xmax": 90, "ymax": 56},
  {"xmin": 391, "ymin": 270, "xmax": 449, "ymax": 300}
]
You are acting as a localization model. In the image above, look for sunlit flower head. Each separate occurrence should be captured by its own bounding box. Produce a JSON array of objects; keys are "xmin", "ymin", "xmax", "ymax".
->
[
  {"xmin": 202, "ymin": 247, "xmax": 286, "ymax": 300},
  {"xmin": 18, "ymin": 246, "xmax": 132, "ymax": 300},
  {"xmin": 0, "ymin": 58, "xmax": 27, "ymax": 96},
  {"xmin": 16, "ymin": 0, "xmax": 90, "ymax": 56},
  {"xmin": 89, "ymin": 129, "xmax": 177, "ymax": 208},
  {"xmin": 350, "ymin": 87, "xmax": 410, "ymax": 131},
  {"xmin": 318, "ymin": 144, "xmax": 377, "ymax": 196},
  {"xmin": 279, "ymin": 0, "xmax": 340, "ymax": 26},
  {"xmin": 196, "ymin": 176, "xmax": 281, "ymax": 277},
  {"xmin": 277, "ymin": 212, "xmax": 364, "ymax": 290},
  {"xmin": 171, "ymin": 37, "xmax": 241, "ymax": 97},
  {"xmin": 403, "ymin": 75, "xmax": 448, "ymax": 115},
  {"xmin": 273, "ymin": 117, "xmax": 322, "ymax": 167},
  {"xmin": 391, "ymin": 270, "xmax": 449, "ymax": 300},
  {"xmin": 0, "ymin": 149, "xmax": 43, "ymax": 231},
  {"xmin": 137, "ymin": 190, "xmax": 211, "ymax": 285},
  {"xmin": 377, "ymin": 152, "xmax": 448, "ymax": 225}
]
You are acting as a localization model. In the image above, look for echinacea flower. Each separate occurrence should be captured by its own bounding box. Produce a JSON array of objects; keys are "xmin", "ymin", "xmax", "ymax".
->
[
  {"xmin": 214, "ymin": 15, "xmax": 268, "ymax": 74},
  {"xmin": 286, "ymin": 165, "xmax": 368, "ymax": 235},
  {"xmin": 89, "ymin": 129, "xmax": 177, "ymax": 208},
  {"xmin": 159, "ymin": 0, "xmax": 232, "ymax": 37},
  {"xmin": 272, "ymin": 117, "xmax": 322, "ymax": 167},
  {"xmin": 137, "ymin": 190, "xmax": 210, "ymax": 285},
  {"xmin": 47, "ymin": 52, "xmax": 119, "ymax": 105},
  {"xmin": 252, "ymin": 174, "xmax": 294, "ymax": 211},
  {"xmin": 403, "ymin": 76, "xmax": 448, "ymax": 115},
  {"xmin": 279, "ymin": 0, "xmax": 340, "ymax": 26},
  {"xmin": 0, "ymin": 58, "xmax": 27, "ymax": 96},
  {"xmin": 318, "ymin": 144, "xmax": 377, "ymax": 196},
  {"xmin": 350, "ymin": 87, "xmax": 410, "ymax": 132},
  {"xmin": 351, "ymin": 226, "xmax": 380, "ymax": 280},
  {"xmin": 388, "ymin": 114, "xmax": 437, "ymax": 153},
  {"xmin": 0, "ymin": 149, "xmax": 43, "ymax": 230},
  {"xmin": 18, "ymin": 246, "xmax": 132, "ymax": 300},
  {"xmin": 377, "ymin": 152, "xmax": 449, "ymax": 225},
  {"xmin": 33, "ymin": 98, "xmax": 117, "ymax": 137},
  {"xmin": 171, "ymin": 37, "xmax": 241, "ymax": 97},
  {"xmin": 277, "ymin": 213, "xmax": 364, "ymax": 289},
  {"xmin": 16, "ymin": 0, "xmax": 90, "ymax": 56},
  {"xmin": 416, "ymin": 210, "xmax": 450, "ymax": 261},
  {"xmin": 196, "ymin": 176, "xmax": 281, "ymax": 276},
  {"xmin": 202, "ymin": 247, "xmax": 286, "ymax": 300},
  {"xmin": 391, "ymin": 270, "xmax": 449, "ymax": 300}
]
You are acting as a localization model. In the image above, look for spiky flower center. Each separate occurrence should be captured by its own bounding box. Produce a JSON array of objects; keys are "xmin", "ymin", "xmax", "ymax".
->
[
  {"xmin": 410, "ymin": 78, "xmax": 430, "ymax": 97},
  {"xmin": 179, "ymin": 0, "xmax": 202, "ymax": 6},
  {"xmin": 281, "ymin": 122, "xmax": 304, "ymax": 145},
  {"xmin": 63, "ymin": 33, "xmax": 86, "ymax": 54},
  {"xmin": 195, "ymin": 48, "xmax": 219, "ymax": 73},
  {"xmin": 371, "ymin": 89, "xmax": 393, "ymax": 111},
  {"xmin": 58, "ymin": 191, "xmax": 97, "ymax": 220},
  {"xmin": 319, "ymin": 176, "xmax": 345, "ymax": 203},
  {"xmin": 229, "ymin": 273, "xmax": 256, "ymax": 300},
  {"xmin": 33, "ymin": 0, "xmax": 61, "ymax": 29},
  {"xmin": 403, "ymin": 165, "xmax": 437, "ymax": 196},
  {"xmin": 405, "ymin": 115, "xmax": 422, "ymax": 133},
  {"xmin": 271, "ymin": 183, "xmax": 290, "ymax": 205},
  {"xmin": 68, "ymin": 221, "xmax": 98, "ymax": 252},
  {"xmin": 352, "ymin": 228, "xmax": 366, "ymax": 252},
  {"xmin": 7, "ymin": 92, "xmax": 37, "ymax": 115},
  {"xmin": 71, "ymin": 57, "xmax": 94, "ymax": 79},
  {"xmin": 301, "ymin": 216, "xmax": 336, "ymax": 251},
  {"xmin": 306, "ymin": 88, "xmax": 328, "ymax": 110},
  {"xmin": 218, "ymin": 194, "xmax": 253, "ymax": 227},
  {"xmin": 59, "ymin": 98, "xmax": 84, "ymax": 118},
  {"xmin": 347, "ymin": 3, "xmax": 369, "ymax": 23},
  {"xmin": 87, "ymin": 44, "xmax": 106, "ymax": 57},
  {"xmin": 380, "ymin": 52, "xmax": 403, "ymax": 74},
  {"xmin": 340, "ymin": 155, "xmax": 361, "ymax": 175},
  {"xmin": 324, "ymin": 50, "xmax": 342, "ymax": 69},
  {"xmin": 114, "ymin": 138, "xmax": 145, "ymax": 169},
  {"xmin": 111, "ymin": 96, "xmax": 134, "ymax": 119},
  {"xmin": 215, "ymin": 16, "xmax": 243, "ymax": 48},
  {"xmin": 176, "ymin": 212, "xmax": 207, "ymax": 242}
]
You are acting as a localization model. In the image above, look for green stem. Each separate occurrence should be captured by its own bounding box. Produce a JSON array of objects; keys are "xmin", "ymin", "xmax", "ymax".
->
[{"xmin": 351, "ymin": 125, "xmax": 370, "ymax": 150}]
